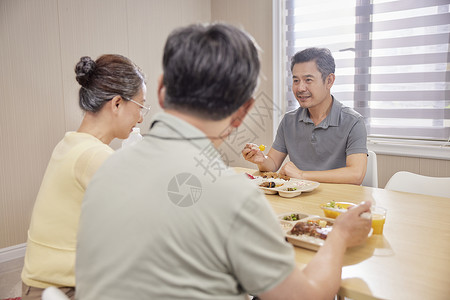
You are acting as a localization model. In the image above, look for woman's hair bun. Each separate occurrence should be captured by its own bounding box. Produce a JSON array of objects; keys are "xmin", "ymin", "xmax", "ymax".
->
[{"xmin": 75, "ymin": 56, "xmax": 96, "ymax": 86}]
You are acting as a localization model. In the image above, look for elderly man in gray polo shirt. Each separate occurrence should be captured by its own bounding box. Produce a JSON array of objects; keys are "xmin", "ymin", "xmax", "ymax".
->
[{"xmin": 243, "ymin": 47, "xmax": 368, "ymax": 185}]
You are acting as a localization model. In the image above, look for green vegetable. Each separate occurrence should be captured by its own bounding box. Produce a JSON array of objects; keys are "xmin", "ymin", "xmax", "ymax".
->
[
  {"xmin": 325, "ymin": 201, "xmax": 346, "ymax": 209},
  {"xmin": 326, "ymin": 201, "xmax": 336, "ymax": 208},
  {"xmin": 283, "ymin": 213, "xmax": 300, "ymax": 221}
]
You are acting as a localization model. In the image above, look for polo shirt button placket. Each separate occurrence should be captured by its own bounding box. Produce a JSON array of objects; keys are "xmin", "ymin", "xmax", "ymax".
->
[{"xmin": 311, "ymin": 129, "xmax": 317, "ymax": 144}]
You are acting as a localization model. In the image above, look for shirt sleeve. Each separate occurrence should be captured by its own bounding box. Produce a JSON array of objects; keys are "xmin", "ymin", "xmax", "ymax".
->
[
  {"xmin": 74, "ymin": 145, "xmax": 114, "ymax": 190},
  {"xmin": 272, "ymin": 117, "xmax": 288, "ymax": 154},
  {"xmin": 225, "ymin": 189, "xmax": 296, "ymax": 296},
  {"xmin": 346, "ymin": 117, "xmax": 368, "ymax": 156}
]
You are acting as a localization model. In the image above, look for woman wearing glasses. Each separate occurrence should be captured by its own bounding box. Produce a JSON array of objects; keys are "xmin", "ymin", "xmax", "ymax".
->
[{"xmin": 21, "ymin": 54, "xmax": 149, "ymax": 300}]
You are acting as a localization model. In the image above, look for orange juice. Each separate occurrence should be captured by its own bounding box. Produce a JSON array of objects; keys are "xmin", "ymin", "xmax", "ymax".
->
[{"xmin": 371, "ymin": 214, "xmax": 386, "ymax": 234}]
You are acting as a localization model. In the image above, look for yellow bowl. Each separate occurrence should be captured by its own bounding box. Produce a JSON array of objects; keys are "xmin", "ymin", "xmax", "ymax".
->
[{"xmin": 320, "ymin": 202, "xmax": 355, "ymax": 219}]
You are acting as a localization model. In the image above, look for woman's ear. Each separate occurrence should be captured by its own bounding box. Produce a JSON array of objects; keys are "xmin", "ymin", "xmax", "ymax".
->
[
  {"xmin": 110, "ymin": 95, "xmax": 123, "ymax": 114},
  {"xmin": 157, "ymin": 74, "xmax": 165, "ymax": 108}
]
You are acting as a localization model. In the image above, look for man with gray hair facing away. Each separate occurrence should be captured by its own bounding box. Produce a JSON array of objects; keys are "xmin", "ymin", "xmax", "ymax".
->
[{"xmin": 75, "ymin": 24, "xmax": 371, "ymax": 300}]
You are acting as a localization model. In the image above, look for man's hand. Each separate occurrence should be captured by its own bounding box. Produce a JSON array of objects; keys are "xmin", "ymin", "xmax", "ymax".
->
[
  {"xmin": 242, "ymin": 143, "xmax": 266, "ymax": 164},
  {"xmin": 331, "ymin": 201, "xmax": 372, "ymax": 248},
  {"xmin": 279, "ymin": 161, "xmax": 303, "ymax": 179},
  {"xmin": 258, "ymin": 200, "xmax": 373, "ymax": 300}
]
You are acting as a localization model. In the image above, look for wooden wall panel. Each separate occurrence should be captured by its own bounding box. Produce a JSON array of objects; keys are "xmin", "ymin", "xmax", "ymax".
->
[
  {"xmin": 0, "ymin": 0, "xmax": 66, "ymax": 247},
  {"xmin": 419, "ymin": 158, "xmax": 450, "ymax": 177},
  {"xmin": 0, "ymin": 0, "xmax": 211, "ymax": 249},
  {"xmin": 378, "ymin": 155, "xmax": 419, "ymax": 188},
  {"xmin": 377, "ymin": 155, "xmax": 450, "ymax": 188},
  {"xmin": 211, "ymin": 0, "xmax": 273, "ymax": 168},
  {"xmin": 126, "ymin": 0, "xmax": 211, "ymax": 137},
  {"xmin": 57, "ymin": 0, "xmax": 130, "ymax": 143}
]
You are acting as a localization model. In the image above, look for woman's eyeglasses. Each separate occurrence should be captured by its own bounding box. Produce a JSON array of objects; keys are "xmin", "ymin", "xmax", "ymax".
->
[{"xmin": 123, "ymin": 96, "xmax": 151, "ymax": 117}]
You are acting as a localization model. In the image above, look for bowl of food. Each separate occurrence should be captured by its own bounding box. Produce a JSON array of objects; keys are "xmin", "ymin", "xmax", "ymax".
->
[
  {"xmin": 258, "ymin": 181, "xmax": 283, "ymax": 194},
  {"xmin": 320, "ymin": 201, "xmax": 355, "ymax": 219},
  {"xmin": 277, "ymin": 186, "xmax": 302, "ymax": 198}
]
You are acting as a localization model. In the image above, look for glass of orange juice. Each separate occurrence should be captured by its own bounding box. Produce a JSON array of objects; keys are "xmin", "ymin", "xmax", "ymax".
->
[{"xmin": 371, "ymin": 206, "xmax": 387, "ymax": 234}]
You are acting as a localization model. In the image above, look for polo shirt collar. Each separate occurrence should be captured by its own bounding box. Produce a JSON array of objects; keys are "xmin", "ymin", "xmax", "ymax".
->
[
  {"xmin": 147, "ymin": 112, "xmax": 212, "ymax": 150},
  {"xmin": 298, "ymin": 95, "xmax": 341, "ymax": 128},
  {"xmin": 298, "ymin": 107, "xmax": 311, "ymax": 123},
  {"xmin": 322, "ymin": 96, "xmax": 341, "ymax": 128}
]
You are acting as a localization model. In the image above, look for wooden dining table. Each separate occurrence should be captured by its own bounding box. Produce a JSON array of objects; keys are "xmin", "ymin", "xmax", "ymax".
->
[{"xmin": 234, "ymin": 167, "xmax": 450, "ymax": 300}]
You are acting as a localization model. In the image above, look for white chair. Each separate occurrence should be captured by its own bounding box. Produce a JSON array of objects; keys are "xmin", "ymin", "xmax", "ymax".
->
[
  {"xmin": 42, "ymin": 286, "xmax": 70, "ymax": 300},
  {"xmin": 361, "ymin": 150, "xmax": 378, "ymax": 188},
  {"xmin": 385, "ymin": 171, "xmax": 450, "ymax": 198}
]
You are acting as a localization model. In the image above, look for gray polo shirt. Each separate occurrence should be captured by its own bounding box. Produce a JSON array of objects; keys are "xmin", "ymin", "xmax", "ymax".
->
[
  {"xmin": 76, "ymin": 112, "xmax": 295, "ymax": 300},
  {"xmin": 273, "ymin": 97, "xmax": 367, "ymax": 171}
]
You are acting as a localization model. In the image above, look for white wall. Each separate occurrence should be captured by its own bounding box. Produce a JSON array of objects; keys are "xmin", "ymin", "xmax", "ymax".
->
[
  {"xmin": 0, "ymin": 0, "xmax": 273, "ymax": 248},
  {"xmin": 0, "ymin": 0, "xmax": 212, "ymax": 248}
]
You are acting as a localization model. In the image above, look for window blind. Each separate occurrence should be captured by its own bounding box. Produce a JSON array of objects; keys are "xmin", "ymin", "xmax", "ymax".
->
[{"xmin": 285, "ymin": 0, "xmax": 450, "ymax": 141}]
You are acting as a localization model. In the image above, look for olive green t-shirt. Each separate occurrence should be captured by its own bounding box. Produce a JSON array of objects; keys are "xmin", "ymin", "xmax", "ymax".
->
[{"xmin": 76, "ymin": 112, "xmax": 296, "ymax": 300}]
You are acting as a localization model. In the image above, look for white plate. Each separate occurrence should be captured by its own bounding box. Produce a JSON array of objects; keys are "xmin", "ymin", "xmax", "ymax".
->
[
  {"xmin": 286, "ymin": 179, "xmax": 320, "ymax": 193},
  {"xmin": 277, "ymin": 190, "xmax": 302, "ymax": 198},
  {"xmin": 259, "ymin": 187, "xmax": 278, "ymax": 195},
  {"xmin": 279, "ymin": 214, "xmax": 372, "ymax": 251},
  {"xmin": 250, "ymin": 175, "xmax": 320, "ymax": 197},
  {"xmin": 282, "ymin": 216, "xmax": 334, "ymax": 251}
]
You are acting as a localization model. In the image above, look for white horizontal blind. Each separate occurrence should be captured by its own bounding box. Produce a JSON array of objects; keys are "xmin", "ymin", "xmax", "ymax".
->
[{"xmin": 285, "ymin": 0, "xmax": 450, "ymax": 141}]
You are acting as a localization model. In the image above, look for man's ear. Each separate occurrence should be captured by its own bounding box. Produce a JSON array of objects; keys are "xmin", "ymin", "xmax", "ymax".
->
[
  {"xmin": 157, "ymin": 74, "xmax": 165, "ymax": 108},
  {"xmin": 230, "ymin": 98, "xmax": 255, "ymax": 128},
  {"xmin": 326, "ymin": 73, "xmax": 335, "ymax": 89}
]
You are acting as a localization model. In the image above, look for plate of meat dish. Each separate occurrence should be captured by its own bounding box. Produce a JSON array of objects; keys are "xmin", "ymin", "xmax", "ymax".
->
[
  {"xmin": 279, "ymin": 212, "xmax": 372, "ymax": 251},
  {"xmin": 246, "ymin": 172, "xmax": 320, "ymax": 197},
  {"xmin": 280, "ymin": 216, "xmax": 334, "ymax": 251}
]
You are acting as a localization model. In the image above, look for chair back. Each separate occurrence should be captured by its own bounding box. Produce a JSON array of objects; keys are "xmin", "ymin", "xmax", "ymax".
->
[
  {"xmin": 385, "ymin": 171, "xmax": 450, "ymax": 198},
  {"xmin": 362, "ymin": 150, "xmax": 378, "ymax": 188}
]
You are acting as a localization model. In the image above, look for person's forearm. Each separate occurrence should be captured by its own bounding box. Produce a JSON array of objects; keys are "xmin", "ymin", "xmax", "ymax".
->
[
  {"xmin": 302, "ymin": 167, "xmax": 364, "ymax": 185},
  {"xmin": 301, "ymin": 230, "xmax": 347, "ymax": 298},
  {"xmin": 257, "ymin": 155, "xmax": 278, "ymax": 172}
]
